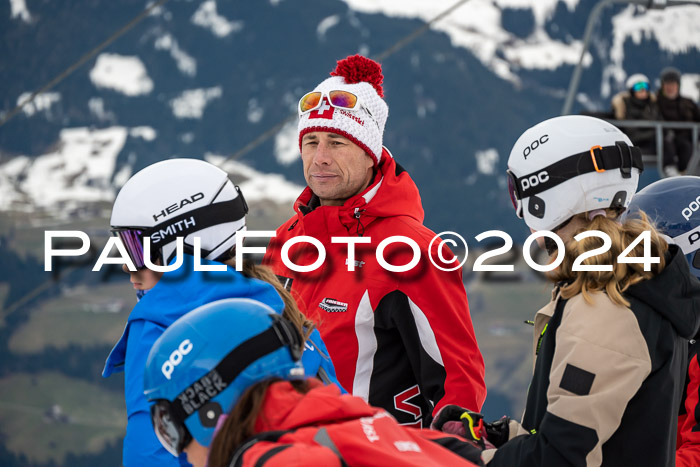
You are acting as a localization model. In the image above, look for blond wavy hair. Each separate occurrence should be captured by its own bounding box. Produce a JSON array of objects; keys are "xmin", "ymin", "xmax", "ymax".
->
[{"xmin": 548, "ymin": 209, "xmax": 668, "ymax": 307}]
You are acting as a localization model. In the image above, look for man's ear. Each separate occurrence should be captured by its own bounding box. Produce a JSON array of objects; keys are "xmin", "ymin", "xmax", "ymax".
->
[{"xmin": 365, "ymin": 153, "xmax": 375, "ymax": 169}]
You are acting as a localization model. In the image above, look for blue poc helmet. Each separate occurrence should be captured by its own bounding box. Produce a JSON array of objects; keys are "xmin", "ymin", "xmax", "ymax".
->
[
  {"xmin": 143, "ymin": 298, "xmax": 305, "ymax": 456},
  {"xmin": 626, "ymin": 176, "xmax": 700, "ymax": 278}
]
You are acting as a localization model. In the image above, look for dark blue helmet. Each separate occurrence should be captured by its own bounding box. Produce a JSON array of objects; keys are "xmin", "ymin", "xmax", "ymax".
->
[{"xmin": 626, "ymin": 176, "xmax": 700, "ymax": 278}]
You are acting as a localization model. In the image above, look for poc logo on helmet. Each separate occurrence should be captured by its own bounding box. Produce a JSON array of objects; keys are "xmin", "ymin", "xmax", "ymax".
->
[
  {"xmin": 523, "ymin": 135, "xmax": 549, "ymax": 159},
  {"xmin": 161, "ymin": 339, "xmax": 194, "ymax": 380},
  {"xmin": 520, "ymin": 171, "xmax": 550, "ymax": 192},
  {"xmin": 682, "ymin": 195, "xmax": 700, "ymax": 221}
]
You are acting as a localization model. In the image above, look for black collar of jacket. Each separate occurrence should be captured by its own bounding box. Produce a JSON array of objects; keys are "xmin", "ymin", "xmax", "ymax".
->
[
  {"xmin": 299, "ymin": 194, "xmax": 321, "ymax": 215},
  {"xmin": 625, "ymin": 244, "xmax": 700, "ymax": 340}
]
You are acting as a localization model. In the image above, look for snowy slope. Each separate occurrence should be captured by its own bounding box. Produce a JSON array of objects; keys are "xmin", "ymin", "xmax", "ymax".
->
[
  {"xmin": 205, "ymin": 154, "xmax": 302, "ymax": 204},
  {"xmin": 0, "ymin": 127, "xmax": 302, "ymax": 215},
  {"xmin": 606, "ymin": 5, "xmax": 700, "ymax": 95},
  {"xmin": 340, "ymin": 0, "xmax": 700, "ymax": 91},
  {"xmin": 341, "ymin": 0, "xmax": 588, "ymax": 82},
  {"xmin": 1, "ymin": 0, "xmax": 699, "ymax": 236},
  {"xmin": 2, "ymin": 4, "xmax": 700, "ymax": 466},
  {"xmin": 0, "ymin": 127, "xmax": 128, "ymax": 212}
]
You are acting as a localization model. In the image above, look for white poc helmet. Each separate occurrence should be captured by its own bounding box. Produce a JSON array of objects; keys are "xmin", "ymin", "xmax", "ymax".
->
[
  {"xmin": 110, "ymin": 159, "xmax": 248, "ymax": 268},
  {"xmin": 506, "ymin": 115, "xmax": 643, "ymax": 232}
]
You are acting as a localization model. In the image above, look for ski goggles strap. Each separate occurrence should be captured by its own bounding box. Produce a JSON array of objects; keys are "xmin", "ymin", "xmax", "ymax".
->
[
  {"xmin": 143, "ymin": 196, "xmax": 247, "ymax": 249},
  {"xmin": 168, "ymin": 315, "xmax": 303, "ymax": 425},
  {"xmin": 510, "ymin": 142, "xmax": 643, "ymax": 201},
  {"xmin": 111, "ymin": 192, "xmax": 247, "ymax": 268}
]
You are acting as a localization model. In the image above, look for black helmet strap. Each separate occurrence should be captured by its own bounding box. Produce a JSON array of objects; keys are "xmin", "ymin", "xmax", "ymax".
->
[
  {"xmin": 511, "ymin": 142, "xmax": 643, "ymax": 201},
  {"xmin": 167, "ymin": 315, "xmax": 303, "ymax": 426},
  {"xmin": 143, "ymin": 194, "xmax": 248, "ymax": 253}
]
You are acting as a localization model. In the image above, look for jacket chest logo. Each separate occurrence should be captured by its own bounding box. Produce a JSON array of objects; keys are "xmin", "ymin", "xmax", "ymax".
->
[
  {"xmin": 319, "ymin": 298, "xmax": 348, "ymax": 313},
  {"xmin": 345, "ymin": 258, "xmax": 365, "ymax": 268}
]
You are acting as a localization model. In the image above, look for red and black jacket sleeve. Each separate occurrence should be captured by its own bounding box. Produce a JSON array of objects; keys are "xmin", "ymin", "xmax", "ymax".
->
[
  {"xmin": 677, "ymin": 341, "xmax": 700, "ymax": 466},
  {"xmin": 369, "ymin": 242, "xmax": 485, "ymax": 424},
  {"xmin": 399, "ymin": 256, "xmax": 486, "ymax": 417}
]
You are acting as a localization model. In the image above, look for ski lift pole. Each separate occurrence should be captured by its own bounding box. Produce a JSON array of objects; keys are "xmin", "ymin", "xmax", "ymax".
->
[{"xmin": 561, "ymin": 0, "xmax": 700, "ymax": 116}]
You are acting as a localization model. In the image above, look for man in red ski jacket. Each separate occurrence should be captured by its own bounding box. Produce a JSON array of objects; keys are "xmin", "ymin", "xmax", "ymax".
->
[{"xmin": 263, "ymin": 54, "xmax": 486, "ymax": 427}]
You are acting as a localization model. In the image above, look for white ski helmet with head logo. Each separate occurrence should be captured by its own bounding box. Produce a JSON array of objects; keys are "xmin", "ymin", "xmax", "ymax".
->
[
  {"xmin": 506, "ymin": 115, "xmax": 643, "ymax": 232},
  {"xmin": 110, "ymin": 158, "xmax": 248, "ymax": 267}
]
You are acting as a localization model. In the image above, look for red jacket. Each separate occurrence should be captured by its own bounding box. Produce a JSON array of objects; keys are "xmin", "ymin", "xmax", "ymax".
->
[
  {"xmin": 231, "ymin": 380, "xmax": 482, "ymax": 466},
  {"xmin": 263, "ymin": 149, "xmax": 485, "ymax": 427},
  {"xmin": 677, "ymin": 341, "xmax": 700, "ymax": 466}
]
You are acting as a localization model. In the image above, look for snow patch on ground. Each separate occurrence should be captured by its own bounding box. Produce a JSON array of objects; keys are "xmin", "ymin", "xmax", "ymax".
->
[
  {"xmin": 502, "ymin": 31, "xmax": 589, "ymax": 71},
  {"xmin": 247, "ymin": 98, "xmax": 264, "ymax": 123},
  {"xmin": 147, "ymin": 1, "xmax": 167, "ymax": 18},
  {"xmin": 10, "ymin": 0, "xmax": 31, "ymax": 22},
  {"xmin": 205, "ymin": 154, "xmax": 302, "ymax": 204},
  {"xmin": 575, "ymin": 92, "xmax": 596, "ymax": 111},
  {"xmin": 169, "ymin": 87, "xmax": 223, "ymax": 119},
  {"xmin": 414, "ymin": 84, "xmax": 436, "ymax": 119},
  {"xmin": 274, "ymin": 120, "xmax": 300, "ymax": 166},
  {"xmin": 340, "ymin": 0, "xmax": 696, "ymax": 85},
  {"xmin": 0, "ymin": 127, "xmax": 128, "ymax": 211},
  {"xmin": 112, "ymin": 164, "xmax": 132, "ymax": 189},
  {"xmin": 129, "ymin": 126, "xmax": 157, "ymax": 141},
  {"xmin": 340, "ymin": 0, "xmax": 588, "ymax": 82},
  {"xmin": 88, "ymin": 97, "xmax": 116, "ymax": 122},
  {"xmin": 317, "ymin": 15, "xmax": 340, "ymax": 40},
  {"xmin": 154, "ymin": 34, "xmax": 197, "ymax": 77},
  {"xmin": 89, "ymin": 54, "xmax": 153, "ymax": 96},
  {"xmin": 16, "ymin": 92, "xmax": 60, "ymax": 117},
  {"xmin": 681, "ymin": 74, "xmax": 700, "ymax": 103},
  {"xmin": 612, "ymin": 6, "xmax": 700, "ymax": 60},
  {"xmin": 475, "ymin": 148, "xmax": 499, "ymax": 175},
  {"xmin": 191, "ymin": 0, "xmax": 243, "ymax": 37},
  {"xmin": 607, "ymin": 5, "xmax": 700, "ymax": 96},
  {"xmin": 0, "ymin": 157, "xmax": 31, "ymax": 210},
  {"xmin": 493, "ymin": 0, "xmax": 578, "ymax": 27}
]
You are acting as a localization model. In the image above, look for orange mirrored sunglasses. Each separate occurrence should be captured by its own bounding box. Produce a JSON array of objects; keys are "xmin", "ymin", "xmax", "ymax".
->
[{"xmin": 298, "ymin": 90, "xmax": 359, "ymax": 115}]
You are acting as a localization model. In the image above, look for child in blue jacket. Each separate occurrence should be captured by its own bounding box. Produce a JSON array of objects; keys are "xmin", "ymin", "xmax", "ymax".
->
[{"xmin": 103, "ymin": 159, "xmax": 342, "ymax": 466}]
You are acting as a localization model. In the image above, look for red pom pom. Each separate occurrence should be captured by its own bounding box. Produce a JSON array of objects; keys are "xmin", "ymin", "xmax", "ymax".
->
[{"xmin": 330, "ymin": 54, "xmax": 384, "ymax": 98}]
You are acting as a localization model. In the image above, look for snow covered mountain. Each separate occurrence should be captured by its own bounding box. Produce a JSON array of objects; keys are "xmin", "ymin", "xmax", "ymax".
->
[
  {"xmin": 0, "ymin": 126, "xmax": 302, "ymax": 214},
  {"xmin": 1, "ymin": 3, "xmax": 699, "ymax": 465},
  {"xmin": 1, "ymin": 0, "xmax": 699, "ymax": 239}
]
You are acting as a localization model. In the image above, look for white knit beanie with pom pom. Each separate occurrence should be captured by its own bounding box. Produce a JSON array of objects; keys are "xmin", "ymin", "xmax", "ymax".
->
[{"xmin": 298, "ymin": 54, "xmax": 389, "ymax": 165}]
